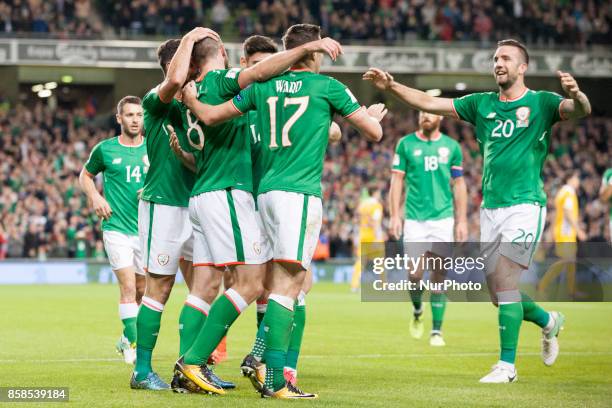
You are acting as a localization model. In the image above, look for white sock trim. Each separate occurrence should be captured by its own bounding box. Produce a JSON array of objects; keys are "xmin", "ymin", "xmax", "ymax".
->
[
  {"xmin": 543, "ymin": 312, "xmax": 555, "ymax": 332},
  {"xmin": 119, "ymin": 302, "xmax": 138, "ymax": 320},
  {"xmin": 186, "ymin": 294, "xmax": 211, "ymax": 315},
  {"xmin": 224, "ymin": 288, "xmax": 248, "ymax": 313},
  {"xmin": 497, "ymin": 290, "xmax": 521, "ymax": 303},
  {"xmin": 297, "ymin": 290, "xmax": 306, "ymax": 306},
  {"xmin": 269, "ymin": 293, "xmax": 294, "ymax": 311},
  {"xmin": 141, "ymin": 296, "xmax": 164, "ymax": 312}
]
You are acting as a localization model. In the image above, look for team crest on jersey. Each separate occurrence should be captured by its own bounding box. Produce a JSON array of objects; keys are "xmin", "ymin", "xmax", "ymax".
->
[
  {"xmin": 157, "ymin": 254, "xmax": 170, "ymax": 266},
  {"xmin": 413, "ymin": 149, "xmax": 422, "ymax": 156},
  {"xmin": 516, "ymin": 107, "xmax": 530, "ymax": 128},
  {"xmin": 438, "ymin": 147, "xmax": 450, "ymax": 163}
]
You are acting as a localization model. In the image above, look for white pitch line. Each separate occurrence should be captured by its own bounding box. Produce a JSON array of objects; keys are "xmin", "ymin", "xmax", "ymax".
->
[{"xmin": 1, "ymin": 351, "xmax": 611, "ymax": 364}]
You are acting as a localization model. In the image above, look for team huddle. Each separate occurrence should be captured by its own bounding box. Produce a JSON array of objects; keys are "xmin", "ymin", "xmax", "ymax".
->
[{"xmin": 80, "ymin": 22, "xmax": 593, "ymax": 399}]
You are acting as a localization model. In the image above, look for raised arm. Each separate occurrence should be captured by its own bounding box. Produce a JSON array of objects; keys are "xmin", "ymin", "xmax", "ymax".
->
[
  {"xmin": 344, "ymin": 103, "xmax": 387, "ymax": 142},
  {"xmin": 238, "ymin": 38, "xmax": 342, "ymax": 89},
  {"xmin": 158, "ymin": 28, "xmax": 220, "ymax": 103},
  {"xmin": 363, "ymin": 68, "xmax": 457, "ymax": 118},
  {"xmin": 557, "ymin": 71, "xmax": 591, "ymax": 120},
  {"xmin": 181, "ymin": 81, "xmax": 242, "ymax": 126}
]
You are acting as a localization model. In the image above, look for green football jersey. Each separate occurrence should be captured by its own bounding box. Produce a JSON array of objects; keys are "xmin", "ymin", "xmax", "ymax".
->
[
  {"xmin": 392, "ymin": 132, "xmax": 462, "ymax": 221},
  {"xmin": 247, "ymin": 110, "xmax": 264, "ymax": 195},
  {"xmin": 603, "ymin": 168, "xmax": 612, "ymax": 217},
  {"xmin": 232, "ymin": 70, "xmax": 361, "ymax": 197},
  {"xmin": 453, "ymin": 89, "xmax": 564, "ymax": 208},
  {"xmin": 185, "ymin": 68, "xmax": 253, "ymax": 196},
  {"xmin": 85, "ymin": 136, "xmax": 148, "ymax": 235},
  {"xmin": 141, "ymin": 87, "xmax": 195, "ymax": 207}
]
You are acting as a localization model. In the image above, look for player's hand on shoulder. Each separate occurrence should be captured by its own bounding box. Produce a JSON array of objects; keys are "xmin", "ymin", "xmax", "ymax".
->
[
  {"xmin": 363, "ymin": 68, "xmax": 394, "ymax": 91},
  {"xmin": 557, "ymin": 70, "xmax": 580, "ymax": 99},
  {"xmin": 167, "ymin": 125, "xmax": 183, "ymax": 157},
  {"xmin": 366, "ymin": 103, "xmax": 388, "ymax": 122},
  {"xmin": 182, "ymin": 81, "xmax": 197, "ymax": 106},
  {"xmin": 304, "ymin": 37, "xmax": 343, "ymax": 61},
  {"xmin": 185, "ymin": 27, "xmax": 220, "ymax": 43}
]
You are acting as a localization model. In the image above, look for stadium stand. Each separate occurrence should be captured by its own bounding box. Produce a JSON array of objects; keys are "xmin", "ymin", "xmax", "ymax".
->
[{"xmin": 0, "ymin": 100, "xmax": 609, "ymax": 259}]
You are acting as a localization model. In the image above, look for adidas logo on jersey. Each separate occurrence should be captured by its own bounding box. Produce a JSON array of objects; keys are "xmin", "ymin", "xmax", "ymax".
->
[{"xmin": 112, "ymin": 158, "xmax": 122, "ymax": 164}]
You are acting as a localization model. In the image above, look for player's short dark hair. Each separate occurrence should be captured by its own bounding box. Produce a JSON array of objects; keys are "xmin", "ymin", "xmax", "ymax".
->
[
  {"xmin": 282, "ymin": 23, "xmax": 321, "ymax": 50},
  {"xmin": 192, "ymin": 37, "xmax": 221, "ymax": 66},
  {"xmin": 497, "ymin": 39, "xmax": 529, "ymax": 64},
  {"xmin": 157, "ymin": 39, "xmax": 181, "ymax": 73},
  {"xmin": 117, "ymin": 95, "xmax": 142, "ymax": 114},
  {"xmin": 243, "ymin": 35, "xmax": 278, "ymax": 58}
]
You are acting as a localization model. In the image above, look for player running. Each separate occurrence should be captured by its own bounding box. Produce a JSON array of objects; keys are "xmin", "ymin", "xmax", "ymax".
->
[
  {"xmin": 388, "ymin": 110, "xmax": 467, "ymax": 346},
  {"xmin": 131, "ymin": 27, "xmax": 222, "ymax": 391},
  {"xmin": 364, "ymin": 38, "xmax": 591, "ymax": 383},
  {"xmin": 172, "ymin": 30, "xmax": 344, "ymax": 396},
  {"xmin": 79, "ymin": 96, "xmax": 147, "ymax": 365},
  {"xmin": 600, "ymin": 168, "xmax": 612, "ymax": 242},
  {"xmin": 181, "ymin": 23, "xmax": 386, "ymax": 399}
]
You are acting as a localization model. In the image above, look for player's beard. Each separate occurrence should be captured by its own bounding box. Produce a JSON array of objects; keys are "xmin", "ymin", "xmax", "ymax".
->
[
  {"xmin": 123, "ymin": 125, "xmax": 141, "ymax": 139},
  {"xmin": 496, "ymin": 71, "xmax": 517, "ymax": 90}
]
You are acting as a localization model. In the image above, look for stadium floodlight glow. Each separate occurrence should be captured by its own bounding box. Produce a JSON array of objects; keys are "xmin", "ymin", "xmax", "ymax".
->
[
  {"xmin": 38, "ymin": 89, "xmax": 52, "ymax": 98},
  {"xmin": 455, "ymin": 82, "xmax": 467, "ymax": 91},
  {"xmin": 426, "ymin": 89, "xmax": 442, "ymax": 97},
  {"xmin": 44, "ymin": 82, "xmax": 58, "ymax": 90},
  {"xmin": 31, "ymin": 84, "xmax": 44, "ymax": 93},
  {"xmin": 61, "ymin": 75, "xmax": 73, "ymax": 83}
]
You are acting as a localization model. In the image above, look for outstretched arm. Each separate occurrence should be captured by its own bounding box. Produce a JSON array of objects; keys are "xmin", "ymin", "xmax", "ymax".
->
[
  {"xmin": 182, "ymin": 81, "xmax": 242, "ymax": 126},
  {"xmin": 344, "ymin": 103, "xmax": 387, "ymax": 142},
  {"xmin": 557, "ymin": 71, "xmax": 591, "ymax": 120},
  {"xmin": 158, "ymin": 27, "xmax": 220, "ymax": 103},
  {"xmin": 238, "ymin": 38, "xmax": 343, "ymax": 89},
  {"xmin": 363, "ymin": 68, "xmax": 457, "ymax": 118}
]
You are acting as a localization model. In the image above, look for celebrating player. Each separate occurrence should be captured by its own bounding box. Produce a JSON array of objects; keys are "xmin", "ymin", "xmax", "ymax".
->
[
  {"xmin": 172, "ymin": 30, "xmax": 343, "ymax": 396},
  {"xmin": 131, "ymin": 27, "xmax": 220, "ymax": 391},
  {"xmin": 79, "ymin": 96, "xmax": 147, "ymax": 365},
  {"xmin": 365, "ymin": 38, "xmax": 591, "ymax": 383},
  {"xmin": 181, "ymin": 23, "xmax": 386, "ymax": 398},
  {"xmin": 388, "ymin": 110, "xmax": 467, "ymax": 346}
]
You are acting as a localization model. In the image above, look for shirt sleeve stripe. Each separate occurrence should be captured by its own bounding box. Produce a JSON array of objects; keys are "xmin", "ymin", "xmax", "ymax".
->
[
  {"xmin": 391, "ymin": 169, "xmax": 406, "ymax": 174},
  {"xmin": 230, "ymin": 99, "xmax": 244, "ymax": 114},
  {"xmin": 450, "ymin": 99, "xmax": 460, "ymax": 119},
  {"xmin": 343, "ymin": 106, "xmax": 363, "ymax": 118},
  {"xmin": 451, "ymin": 165, "xmax": 463, "ymax": 170}
]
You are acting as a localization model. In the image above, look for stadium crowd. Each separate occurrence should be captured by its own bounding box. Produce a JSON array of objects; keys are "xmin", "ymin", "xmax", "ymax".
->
[
  {"xmin": 0, "ymin": 0, "xmax": 609, "ymax": 47},
  {"xmin": 0, "ymin": 101, "xmax": 610, "ymax": 260}
]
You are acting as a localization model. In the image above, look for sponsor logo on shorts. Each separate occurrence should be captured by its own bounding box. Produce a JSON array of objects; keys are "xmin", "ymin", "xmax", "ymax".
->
[
  {"xmin": 110, "ymin": 253, "xmax": 120, "ymax": 265},
  {"xmin": 157, "ymin": 254, "xmax": 170, "ymax": 266},
  {"xmin": 253, "ymin": 242, "xmax": 261, "ymax": 255}
]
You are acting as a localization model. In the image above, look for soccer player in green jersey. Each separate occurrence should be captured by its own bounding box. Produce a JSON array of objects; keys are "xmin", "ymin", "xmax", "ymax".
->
[
  {"xmin": 79, "ymin": 96, "xmax": 147, "ymax": 366},
  {"xmin": 599, "ymin": 168, "xmax": 612, "ymax": 242},
  {"xmin": 365, "ymin": 39, "xmax": 591, "ymax": 383},
  {"xmin": 132, "ymin": 27, "xmax": 223, "ymax": 391},
  {"xmin": 182, "ymin": 23, "xmax": 386, "ymax": 399},
  {"xmin": 172, "ymin": 31, "xmax": 344, "ymax": 396},
  {"xmin": 230, "ymin": 35, "xmax": 342, "ymax": 391},
  {"xmin": 389, "ymin": 110, "xmax": 468, "ymax": 347}
]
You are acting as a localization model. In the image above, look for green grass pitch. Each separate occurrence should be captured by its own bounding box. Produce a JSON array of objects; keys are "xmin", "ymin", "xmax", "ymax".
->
[{"xmin": 0, "ymin": 283, "xmax": 610, "ymax": 407}]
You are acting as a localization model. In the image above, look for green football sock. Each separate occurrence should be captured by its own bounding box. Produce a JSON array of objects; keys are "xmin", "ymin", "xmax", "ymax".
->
[
  {"xmin": 183, "ymin": 289, "xmax": 246, "ymax": 366},
  {"xmin": 521, "ymin": 292, "xmax": 550, "ymax": 328},
  {"xmin": 256, "ymin": 300, "xmax": 267, "ymax": 328},
  {"xmin": 430, "ymin": 293, "xmax": 446, "ymax": 331},
  {"xmin": 179, "ymin": 295, "xmax": 209, "ymax": 357},
  {"xmin": 286, "ymin": 301, "xmax": 306, "ymax": 370},
  {"xmin": 251, "ymin": 318, "xmax": 267, "ymax": 360},
  {"xmin": 498, "ymin": 302, "xmax": 523, "ymax": 364},
  {"xmin": 135, "ymin": 297, "xmax": 164, "ymax": 381},
  {"xmin": 119, "ymin": 302, "xmax": 138, "ymax": 344},
  {"xmin": 410, "ymin": 286, "xmax": 423, "ymax": 314},
  {"xmin": 263, "ymin": 296, "xmax": 294, "ymax": 392}
]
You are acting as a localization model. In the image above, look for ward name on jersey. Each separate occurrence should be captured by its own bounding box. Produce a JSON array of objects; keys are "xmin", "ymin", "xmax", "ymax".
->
[
  {"xmin": 452, "ymin": 89, "xmax": 564, "ymax": 209},
  {"xmin": 85, "ymin": 136, "xmax": 148, "ymax": 235},
  {"xmin": 141, "ymin": 87, "xmax": 195, "ymax": 207},
  {"xmin": 392, "ymin": 132, "xmax": 462, "ymax": 221},
  {"xmin": 232, "ymin": 70, "xmax": 360, "ymax": 197}
]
